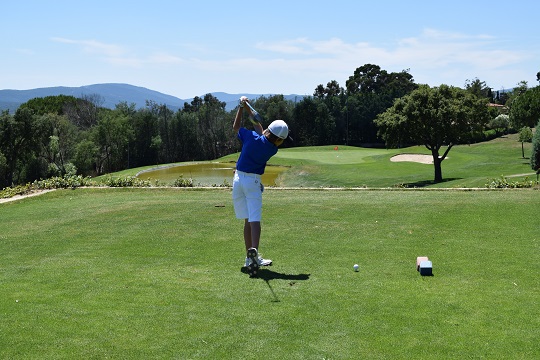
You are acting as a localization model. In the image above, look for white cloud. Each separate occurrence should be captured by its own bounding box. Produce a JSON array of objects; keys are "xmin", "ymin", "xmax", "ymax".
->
[
  {"xmin": 238, "ymin": 29, "xmax": 533, "ymax": 91},
  {"xmin": 51, "ymin": 37, "xmax": 183, "ymax": 68},
  {"xmin": 45, "ymin": 29, "xmax": 535, "ymax": 97},
  {"xmin": 51, "ymin": 37, "xmax": 126, "ymax": 57},
  {"xmin": 15, "ymin": 48, "xmax": 35, "ymax": 55}
]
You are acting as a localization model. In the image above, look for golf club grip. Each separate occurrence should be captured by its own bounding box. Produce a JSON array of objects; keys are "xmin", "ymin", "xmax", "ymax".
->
[{"xmin": 245, "ymin": 102, "xmax": 263, "ymax": 123}]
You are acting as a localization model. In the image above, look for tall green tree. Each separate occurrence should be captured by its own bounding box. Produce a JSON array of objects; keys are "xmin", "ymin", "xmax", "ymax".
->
[
  {"xmin": 19, "ymin": 95, "xmax": 79, "ymax": 116},
  {"xmin": 93, "ymin": 109, "xmax": 133, "ymax": 174},
  {"xmin": 0, "ymin": 108, "xmax": 41, "ymax": 186},
  {"xmin": 518, "ymin": 126, "xmax": 533, "ymax": 158},
  {"xmin": 345, "ymin": 64, "xmax": 417, "ymax": 144},
  {"xmin": 250, "ymin": 95, "xmax": 296, "ymax": 146},
  {"xmin": 531, "ymin": 124, "xmax": 540, "ymax": 174},
  {"xmin": 170, "ymin": 111, "xmax": 201, "ymax": 161},
  {"xmin": 37, "ymin": 113, "xmax": 78, "ymax": 176},
  {"xmin": 465, "ymin": 78, "xmax": 493, "ymax": 101},
  {"xmin": 375, "ymin": 84, "xmax": 490, "ymax": 183},
  {"xmin": 314, "ymin": 81, "xmax": 346, "ymax": 144},
  {"xmin": 130, "ymin": 109, "xmax": 159, "ymax": 168},
  {"xmin": 292, "ymin": 97, "xmax": 319, "ymax": 146},
  {"xmin": 196, "ymin": 94, "xmax": 228, "ymax": 160},
  {"xmin": 509, "ymin": 86, "xmax": 540, "ymax": 129}
]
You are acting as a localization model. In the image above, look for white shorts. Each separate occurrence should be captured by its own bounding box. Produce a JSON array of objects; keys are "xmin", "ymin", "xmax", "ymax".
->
[{"xmin": 232, "ymin": 171, "xmax": 264, "ymax": 222}]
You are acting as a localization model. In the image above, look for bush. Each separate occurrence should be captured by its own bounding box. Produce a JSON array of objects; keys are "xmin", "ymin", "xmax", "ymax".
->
[
  {"xmin": 485, "ymin": 175, "xmax": 538, "ymax": 188},
  {"xmin": 33, "ymin": 175, "xmax": 95, "ymax": 189},
  {"xmin": 173, "ymin": 176, "xmax": 194, "ymax": 187},
  {"xmin": 102, "ymin": 176, "xmax": 152, "ymax": 187},
  {"xmin": 0, "ymin": 184, "xmax": 32, "ymax": 199}
]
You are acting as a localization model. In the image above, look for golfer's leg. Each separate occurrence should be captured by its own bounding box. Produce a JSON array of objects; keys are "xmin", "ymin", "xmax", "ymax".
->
[
  {"xmin": 250, "ymin": 221, "xmax": 261, "ymax": 250},
  {"xmin": 244, "ymin": 219, "xmax": 252, "ymax": 251}
]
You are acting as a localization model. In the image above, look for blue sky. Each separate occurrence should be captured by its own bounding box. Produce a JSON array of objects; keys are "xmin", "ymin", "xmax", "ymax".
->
[{"xmin": 1, "ymin": 0, "xmax": 538, "ymax": 99}]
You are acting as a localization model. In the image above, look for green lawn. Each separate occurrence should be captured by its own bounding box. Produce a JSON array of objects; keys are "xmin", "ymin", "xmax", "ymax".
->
[
  {"xmin": 115, "ymin": 132, "xmax": 534, "ymax": 189},
  {"xmin": 1, "ymin": 188, "xmax": 539, "ymax": 359},
  {"xmin": 260, "ymin": 134, "xmax": 535, "ymax": 188}
]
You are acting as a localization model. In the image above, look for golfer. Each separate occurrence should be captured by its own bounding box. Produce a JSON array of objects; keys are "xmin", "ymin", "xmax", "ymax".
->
[{"xmin": 232, "ymin": 96, "xmax": 289, "ymax": 272}]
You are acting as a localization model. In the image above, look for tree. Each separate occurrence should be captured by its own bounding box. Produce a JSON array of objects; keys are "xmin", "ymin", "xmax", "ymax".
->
[
  {"xmin": 37, "ymin": 113, "xmax": 78, "ymax": 176},
  {"xmin": 19, "ymin": 95, "xmax": 79, "ymax": 116},
  {"xmin": 518, "ymin": 126, "xmax": 533, "ymax": 158},
  {"xmin": 73, "ymin": 139, "xmax": 98, "ymax": 176},
  {"xmin": 196, "ymin": 94, "xmax": 228, "ymax": 160},
  {"xmin": 531, "ymin": 124, "xmax": 540, "ymax": 174},
  {"xmin": 489, "ymin": 114, "xmax": 510, "ymax": 136},
  {"xmin": 250, "ymin": 95, "xmax": 296, "ymax": 146},
  {"xmin": 346, "ymin": 64, "xmax": 417, "ymax": 96},
  {"xmin": 345, "ymin": 64, "xmax": 417, "ymax": 144},
  {"xmin": 0, "ymin": 108, "xmax": 41, "ymax": 186},
  {"xmin": 375, "ymin": 84, "xmax": 490, "ymax": 183},
  {"xmin": 509, "ymin": 86, "xmax": 540, "ymax": 129},
  {"xmin": 93, "ymin": 109, "xmax": 133, "ymax": 173},
  {"xmin": 465, "ymin": 78, "xmax": 493, "ymax": 101}
]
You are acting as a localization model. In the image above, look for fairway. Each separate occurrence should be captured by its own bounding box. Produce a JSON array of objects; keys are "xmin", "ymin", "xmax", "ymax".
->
[{"xmin": 1, "ymin": 188, "xmax": 538, "ymax": 359}]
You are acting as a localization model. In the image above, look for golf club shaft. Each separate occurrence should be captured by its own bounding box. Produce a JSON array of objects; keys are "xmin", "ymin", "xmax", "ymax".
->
[{"xmin": 245, "ymin": 102, "xmax": 263, "ymax": 123}]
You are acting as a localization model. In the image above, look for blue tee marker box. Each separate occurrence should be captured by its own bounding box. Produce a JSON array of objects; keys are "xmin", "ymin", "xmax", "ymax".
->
[{"xmin": 419, "ymin": 260, "xmax": 433, "ymax": 276}]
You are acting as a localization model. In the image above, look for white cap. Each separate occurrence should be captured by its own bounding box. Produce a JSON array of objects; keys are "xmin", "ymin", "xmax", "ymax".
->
[{"xmin": 268, "ymin": 120, "xmax": 289, "ymax": 139}]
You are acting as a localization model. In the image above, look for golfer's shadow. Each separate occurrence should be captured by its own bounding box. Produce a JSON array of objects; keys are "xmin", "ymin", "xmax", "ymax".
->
[
  {"xmin": 257, "ymin": 268, "xmax": 310, "ymax": 281},
  {"xmin": 240, "ymin": 268, "xmax": 310, "ymax": 302},
  {"xmin": 241, "ymin": 267, "xmax": 310, "ymax": 281}
]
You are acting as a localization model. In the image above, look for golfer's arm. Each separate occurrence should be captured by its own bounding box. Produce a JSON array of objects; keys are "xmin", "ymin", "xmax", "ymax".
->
[
  {"xmin": 233, "ymin": 107, "xmax": 242, "ymax": 132},
  {"xmin": 253, "ymin": 122, "xmax": 263, "ymax": 135}
]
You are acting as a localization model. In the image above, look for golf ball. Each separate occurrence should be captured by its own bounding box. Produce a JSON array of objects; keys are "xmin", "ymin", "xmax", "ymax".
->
[{"xmin": 353, "ymin": 264, "xmax": 359, "ymax": 271}]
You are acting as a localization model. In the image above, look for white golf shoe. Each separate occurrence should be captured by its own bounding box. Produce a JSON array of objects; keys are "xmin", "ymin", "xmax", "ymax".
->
[
  {"xmin": 244, "ymin": 256, "xmax": 273, "ymax": 267},
  {"xmin": 244, "ymin": 248, "xmax": 272, "ymax": 277}
]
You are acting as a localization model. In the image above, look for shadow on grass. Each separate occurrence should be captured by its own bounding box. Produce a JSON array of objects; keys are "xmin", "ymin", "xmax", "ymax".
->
[
  {"xmin": 240, "ymin": 267, "xmax": 310, "ymax": 281},
  {"xmin": 399, "ymin": 178, "xmax": 462, "ymax": 188},
  {"xmin": 240, "ymin": 268, "xmax": 310, "ymax": 302}
]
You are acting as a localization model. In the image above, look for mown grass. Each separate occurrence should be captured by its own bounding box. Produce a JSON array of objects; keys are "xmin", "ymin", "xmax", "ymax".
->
[
  {"xmin": 260, "ymin": 134, "xmax": 535, "ymax": 188},
  {"xmin": 1, "ymin": 188, "xmax": 539, "ymax": 359},
  {"xmin": 107, "ymin": 132, "xmax": 536, "ymax": 189}
]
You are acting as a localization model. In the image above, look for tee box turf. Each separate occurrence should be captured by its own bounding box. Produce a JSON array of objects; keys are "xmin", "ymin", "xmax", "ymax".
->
[{"xmin": 419, "ymin": 260, "xmax": 433, "ymax": 276}]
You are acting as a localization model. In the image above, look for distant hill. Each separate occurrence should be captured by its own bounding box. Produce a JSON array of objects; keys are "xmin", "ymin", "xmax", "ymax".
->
[{"xmin": 0, "ymin": 83, "xmax": 305, "ymax": 113}]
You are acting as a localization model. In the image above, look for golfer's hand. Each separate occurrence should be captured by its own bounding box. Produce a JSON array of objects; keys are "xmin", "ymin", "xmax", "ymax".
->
[{"xmin": 239, "ymin": 96, "xmax": 248, "ymax": 107}]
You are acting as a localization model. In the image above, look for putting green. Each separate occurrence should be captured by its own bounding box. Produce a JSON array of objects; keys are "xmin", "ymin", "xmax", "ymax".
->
[{"xmin": 274, "ymin": 146, "xmax": 391, "ymax": 164}]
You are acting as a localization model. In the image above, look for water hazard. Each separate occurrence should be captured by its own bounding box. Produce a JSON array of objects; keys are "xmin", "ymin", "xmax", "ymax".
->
[{"xmin": 137, "ymin": 162, "xmax": 287, "ymax": 186}]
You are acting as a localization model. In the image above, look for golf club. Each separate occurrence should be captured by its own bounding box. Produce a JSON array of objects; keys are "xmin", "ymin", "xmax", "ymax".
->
[
  {"xmin": 244, "ymin": 101, "xmax": 263, "ymax": 123},
  {"xmin": 242, "ymin": 97, "xmax": 294, "ymax": 143}
]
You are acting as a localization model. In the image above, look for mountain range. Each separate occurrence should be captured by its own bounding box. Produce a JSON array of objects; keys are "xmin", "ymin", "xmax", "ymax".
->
[{"xmin": 0, "ymin": 83, "xmax": 305, "ymax": 113}]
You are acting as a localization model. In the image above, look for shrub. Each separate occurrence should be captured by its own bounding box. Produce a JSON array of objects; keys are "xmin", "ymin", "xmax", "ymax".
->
[
  {"xmin": 173, "ymin": 176, "xmax": 194, "ymax": 187},
  {"xmin": 33, "ymin": 175, "xmax": 95, "ymax": 189},
  {"xmin": 485, "ymin": 175, "xmax": 538, "ymax": 188},
  {"xmin": 102, "ymin": 176, "xmax": 152, "ymax": 187},
  {"xmin": 0, "ymin": 184, "xmax": 32, "ymax": 199}
]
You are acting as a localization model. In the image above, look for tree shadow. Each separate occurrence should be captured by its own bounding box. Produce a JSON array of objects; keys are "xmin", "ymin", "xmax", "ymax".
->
[{"xmin": 399, "ymin": 178, "xmax": 462, "ymax": 188}]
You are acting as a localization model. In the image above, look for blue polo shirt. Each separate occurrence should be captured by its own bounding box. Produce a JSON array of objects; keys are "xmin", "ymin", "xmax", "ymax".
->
[{"xmin": 236, "ymin": 127, "xmax": 278, "ymax": 175}]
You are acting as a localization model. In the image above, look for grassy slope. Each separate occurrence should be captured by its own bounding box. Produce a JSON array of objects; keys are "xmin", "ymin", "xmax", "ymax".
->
[
  {"xmin": 106, "ymin": 133, "xmax": 533, "ymax": 188},
  {"xmin": 1, "ymin": 188, "xmax": 539, "ymax": 359},
  {"xmin": 221, "ymin": 133, "xmax": 534, "ymax": 188}
]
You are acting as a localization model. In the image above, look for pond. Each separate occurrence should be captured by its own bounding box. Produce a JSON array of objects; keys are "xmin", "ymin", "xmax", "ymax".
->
[{"xmin": 136, "ymin": 162, "xmax": 288, "ymax": 186}]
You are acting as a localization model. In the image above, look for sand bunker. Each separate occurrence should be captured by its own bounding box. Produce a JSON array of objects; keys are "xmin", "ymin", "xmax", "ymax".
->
[{"xmin": 390, "ymin": 154, "xmax": 434, "ymax": 164}]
